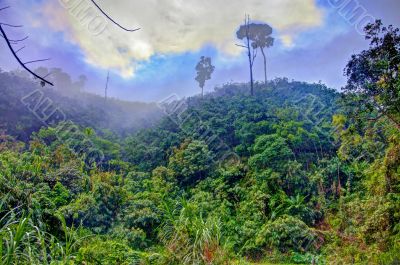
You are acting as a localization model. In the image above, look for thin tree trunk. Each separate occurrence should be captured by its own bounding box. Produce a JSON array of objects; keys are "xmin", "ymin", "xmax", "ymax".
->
[
  {"xmin": 261, "ymin": 47, "xmax": 267, "ymax": 85},
  {"xmin": 201, "ymin": 86, "xmax": 204, "ymax": 98},
  {"xmin": 243, "ymin": 15, "xmax": 254, "ymax": 96},
  {"xmin": 105, "ymin": 70, "xmax": 109, "ymax": 104},
  {"xmin": 247, "ymin": 32, "xmax": 254, "ymax": 96}
]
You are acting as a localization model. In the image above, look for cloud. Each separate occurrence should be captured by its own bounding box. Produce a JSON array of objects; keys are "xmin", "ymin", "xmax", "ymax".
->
[
  {"xmin": 280, "ymin": 35, "xmax": 294, "ymax": 47},
  {"xmin": 40, "ymin": 0, "xmax": 323, "ymax": 77}
]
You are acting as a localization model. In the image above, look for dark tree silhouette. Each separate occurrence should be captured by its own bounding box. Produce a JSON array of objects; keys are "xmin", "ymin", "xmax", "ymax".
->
[
  {"xmin": 251, "ymin": 23, "xmax": 274, "ymax": 85},
  {"xmin": 344, "ymin": 20, "xmax": 400, "ymax": 131},
  {"xmin": 0, "ymin": 6, "xmax": 53, "ymax": 86},
  {"xmin": 236, "ymin": 15, "xmax": 258, "ymax": 96},
  {"xmin": 195, "ymin": 56, "xmax": 215, "ymax": 97}
]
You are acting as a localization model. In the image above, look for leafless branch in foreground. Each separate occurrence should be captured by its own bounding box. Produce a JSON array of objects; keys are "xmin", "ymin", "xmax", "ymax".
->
[
  {"xmin": 1, "ymin": 0, "xmax": 139, "ymax": 87},
  {"xmin": 0, "ymin": 5, "xmax": 53, "ymax": 86},
  {"xmin": 0, "ymin": 22, "xmax": 22, "ymax": 27},
  {"xmin": 14, "ymin": 46, "xmax": 25, "ymax": 53},
  {"xmin": 0, "ymin": 6, "xmax": 10, "ymax": 12},
  {"xmin": 24, "ymin": 58, "xmax": 51, "ymax": 65},
  {"xmin": 0, "ymin": 33, "xmax": 28, "ymax": 43},
  {"xmin": 0, "ymin": 23, "xmax": 54, "ymax": 86},
  {"xmin": 90, "ymin": 0, "xmax": 140, "ymax": 32}
]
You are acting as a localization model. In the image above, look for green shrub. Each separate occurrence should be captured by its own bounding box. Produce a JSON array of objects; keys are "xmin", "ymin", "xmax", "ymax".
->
[{"xmin": 256, "ymin": 215, "xmax": 318, "ymax": 253}]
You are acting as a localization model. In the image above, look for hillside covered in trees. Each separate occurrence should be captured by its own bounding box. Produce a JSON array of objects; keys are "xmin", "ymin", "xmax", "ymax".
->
[
  {"xmin": 0, "ymin": 69, "xmax": 162, "ymax": 140},
  {"xmin": 0, "ymin": 0, "xmax": 399, "ymax": 262},
  {"xmin": 1, "ymin": 71, "xmax": 399, "ymax": 264}
]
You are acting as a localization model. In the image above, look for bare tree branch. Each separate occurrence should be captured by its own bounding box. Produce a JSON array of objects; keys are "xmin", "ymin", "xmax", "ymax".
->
[
  {"xmin": 14, "ymin": 46, "xmax": 25, "ymax": 53},
  {"xmin": 12, "ymin": 36, "xmax": 28, "ymax": 42},
  {"xmin": 235, "ymin": 44, "xmax": 247, "ymax": 48},
  {"xmin": 0, "ymin": 22, "xmax": 22, "ymax": 28},
  {"xmin": 0, "ymin": 33, "xmax": 28, "ymax": 43},
  {"xmin": 0, "ymin": 6, "xmax": 10, "ymax": 12},
  {"xmin": 90, "ymin": 0, "xmax": 140, "ymax": 32},
  {"xmin": 24, "ymin": 58, "xmax": 51, "ymax": 65},
  {"xmin": 1, "ymin": 1, "xmax": 139, "ymax": 88},
  {"xmin": 43, "ymin": 72, "xmax": 54, "ymax": 79},
  {"xmin": 0, "ymin": 24, "xmax": 54, "ymax": 86}
]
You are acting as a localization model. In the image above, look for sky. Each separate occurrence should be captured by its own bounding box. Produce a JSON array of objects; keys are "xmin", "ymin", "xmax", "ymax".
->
[{"xmin": 1, "ymin": 0, "xmax": 399, "ymax": 102}]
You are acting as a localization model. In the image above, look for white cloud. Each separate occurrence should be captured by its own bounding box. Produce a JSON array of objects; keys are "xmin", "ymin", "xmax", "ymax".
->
[
  {"xmin": 41, "ymin": 0, "xmax": 323, "ymax": 77},
  {"xmin": 280, "ymin": 35, "xmax": 294, "ymax": 47}
]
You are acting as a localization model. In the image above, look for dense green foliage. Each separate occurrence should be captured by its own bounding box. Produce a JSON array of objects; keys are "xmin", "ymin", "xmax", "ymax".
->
[
  {"xmin": 0, "ymin": 21, "xmax": 399, "ymax": 264},
  {"xmin": 344, "ymin": 19, "xmax": 400, "ymax": 130}
]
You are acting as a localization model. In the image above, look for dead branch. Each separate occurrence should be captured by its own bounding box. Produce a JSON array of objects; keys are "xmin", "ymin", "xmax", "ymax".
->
[
  {"xmin": 235, "ymin": 44, "xmax": 247, "ymax": 48},
  {"xmin": 90, "ymin": 0, "xmax": 140, "ymax": 32},
  {"xmin": 0, "ymin": 22, "xmax": 22, "ymax": 28},
  {"xmin": 0, "ymin": 33, "xmax": 28, "ymax": 43},
  {"xmin": 14, "ymin": 46, "xmax": 25, "ymax": 53},
  {"xmin": 24, "ymin": 58, "xmax": 51, "ymax": 65},
  {"xmin": 0, "ymin": 34, "xmax": 28, "ymax": 44},
  {"xmin": 0, "ymin": 24, "xmax": 54, "ymax": 86}
]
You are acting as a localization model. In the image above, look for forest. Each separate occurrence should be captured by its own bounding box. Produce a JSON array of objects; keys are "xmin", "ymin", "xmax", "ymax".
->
[{"xmin": 0, "ymin": 1, "xmax": 400, "ymax": 265}]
